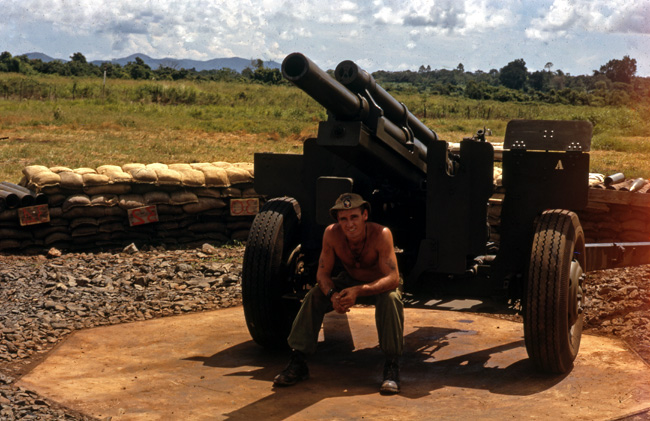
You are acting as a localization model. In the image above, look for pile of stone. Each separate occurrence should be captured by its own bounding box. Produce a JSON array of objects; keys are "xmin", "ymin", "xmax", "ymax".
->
[
  {"xmin": 0, "ymin": 162, "xmax": 262, "ymax": 251},
  {"xmin": 0, "ymin": 244, "xmax": 243, "ymax": 420}
]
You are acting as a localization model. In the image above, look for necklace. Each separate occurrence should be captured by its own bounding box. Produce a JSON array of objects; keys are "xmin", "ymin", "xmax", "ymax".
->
[{"xmin": 346, "ymin": 226, "xmax": 368, "ymax": 268}]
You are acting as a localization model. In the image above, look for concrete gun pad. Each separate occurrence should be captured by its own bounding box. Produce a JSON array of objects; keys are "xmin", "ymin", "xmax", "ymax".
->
[{"xmin": 18, "ymin": 306, "xmax": 650, "ymax": 420}]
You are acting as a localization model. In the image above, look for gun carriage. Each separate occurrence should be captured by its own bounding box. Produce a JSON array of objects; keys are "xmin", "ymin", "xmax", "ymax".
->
[{"xmin": 242, "ymin": 53, "xmax": 650, "ymax": 374}]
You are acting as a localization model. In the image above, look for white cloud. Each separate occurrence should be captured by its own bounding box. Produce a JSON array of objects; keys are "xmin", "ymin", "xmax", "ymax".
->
[
  {"xmin": 3, "ymin": 0, "xmax": 517, "ymax": 60},
  {"xmin": 371, "ymin": 0, "xmax": 517, "ymax": 33},
  {"xmin": 526, "ymin": 0, "xmax": 650, "ymax": 40},
  {"xmin": 2, "ymin": 0, "xmax": 649, "ymax": 75}
]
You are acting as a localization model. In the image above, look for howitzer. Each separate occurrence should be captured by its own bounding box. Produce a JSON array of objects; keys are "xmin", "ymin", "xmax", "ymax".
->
[
  {"xmin": 280, "ymin": 52, "xmax": 430, "ymax": 188},
  {"xmin": 242, "ymin": 53, "xmax": 650, "ymax": 375}
]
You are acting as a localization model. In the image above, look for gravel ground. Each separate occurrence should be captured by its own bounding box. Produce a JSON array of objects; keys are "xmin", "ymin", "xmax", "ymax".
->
[
  {"xmin": 0, "ymin": 243, "xmax": 244, "ymax": 420},
  {"xmin": 0, "ymin": 245, "xmax": 648, "ymax": 420}
]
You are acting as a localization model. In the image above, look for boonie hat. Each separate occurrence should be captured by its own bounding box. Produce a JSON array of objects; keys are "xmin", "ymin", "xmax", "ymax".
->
[{"xmin": 329, "ymin": 193, "xmax": 370, "ymax": 220}]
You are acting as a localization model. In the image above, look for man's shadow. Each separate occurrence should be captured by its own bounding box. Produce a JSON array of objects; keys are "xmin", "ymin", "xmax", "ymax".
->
[{"xmin": 185, "ymin": 311, "xmax": 568, "ymax": 420}]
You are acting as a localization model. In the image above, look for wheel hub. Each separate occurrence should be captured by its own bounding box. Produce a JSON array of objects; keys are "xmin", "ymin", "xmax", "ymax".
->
[{"xmin": 568, "ymin": 260, "xmax": 584, "ymax": 326}]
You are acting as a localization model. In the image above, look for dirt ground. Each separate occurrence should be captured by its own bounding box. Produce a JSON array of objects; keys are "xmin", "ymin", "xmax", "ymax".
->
[{"xmin": 0, "ymin": 246, "xmax": 648, "ymax": 419}]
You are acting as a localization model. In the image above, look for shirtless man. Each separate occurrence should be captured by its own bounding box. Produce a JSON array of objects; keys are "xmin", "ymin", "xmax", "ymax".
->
[{"xmin": 273, "ymin": 193, "xmax": 404, "ymax": 394}]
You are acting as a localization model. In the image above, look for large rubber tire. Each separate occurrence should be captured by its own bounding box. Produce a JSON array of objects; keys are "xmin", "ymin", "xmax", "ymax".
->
[
  {"xmin": 524, "ymin": 209, "xmax": 586, "ymax": 374},
  {"xmin": 242, "ymin": 197, "xmax": 303, "ymax": 349}
]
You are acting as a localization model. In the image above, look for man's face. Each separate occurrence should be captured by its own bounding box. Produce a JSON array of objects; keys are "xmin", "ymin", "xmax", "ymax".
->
[{"xmin": 336, "ymin": 207, "xmax": 368, "ymax": 240}]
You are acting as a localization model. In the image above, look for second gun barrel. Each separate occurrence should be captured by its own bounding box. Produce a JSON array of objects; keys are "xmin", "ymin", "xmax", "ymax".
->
[{"xmin": 335, "ymin": 60, "xmax": 438, "ymax": 148}]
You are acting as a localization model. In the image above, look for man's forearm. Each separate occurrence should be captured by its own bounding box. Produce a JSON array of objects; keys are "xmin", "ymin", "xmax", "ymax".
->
[
  {"xmin": 317, "ymin": 274, "xmax": 336, "ymax": 296},
  {"xmin": 355, "ymin": 274, "xmax": 399, "ymax": 296}
]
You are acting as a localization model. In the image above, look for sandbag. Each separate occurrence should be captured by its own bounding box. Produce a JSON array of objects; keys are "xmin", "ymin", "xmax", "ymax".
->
[
  {"xmin": 62, "ymin": 207, "xmax": 108, "ymax": 219},
  {"xmin": 146, "ymin": 163, "xmax": 169, "ymax": 171},
  {"xmin": 58, "ymin": 171, "xmax": 84, "ymax": 191},
  {"xmin": 171, "ymin": 166, "xmax": 205, "ymax": 187},
  {"xmin": 129, "ymin": 167, "xmax": 158, "ymax": 183},
  {"xmin": 187, "ymin": 221, "xmax": 227, "ymax": 233},
  {"xmin": 193, "ymin": 188, "xmax": 222, "ymax": 199},
  {"xmin": 99, "ymin": 222, "xmax": 126, "ymax": 233},
  {"xmin": 155, "ymin": 168, "xmax": 182, "ymax": 185},
  {"xmin": 156, "ymin": 204, "xmax": 185, "ymax": 215},
  {"xmin": 122, "ymin": 163, "xmax": 145, "ymax": 172},
  {"xmin": 90, "ymin": 194, "xmax": 119, "ymax": 207},
  {"xmin": 0, "ymin": 228, "xmax": 32, "ymax": 240},
  {"xmin": 234, "ymin": 162, "xmax": 254, "ymax": 177},
  {"xmin": 23, "ymin": 165, "xmax": 61, "ymax": 189},
  {"xmin": 230, "ymin": 229, "xmax": 250, "ymax": 242},
  {"xmin": 48, "ymin": 217, "xmax": 68, "ymax": 227},
  {"xmin": 85, "ymin": 181, "xmax": 130, "ymax": 196},
  {"xmin": 0, "ymin": 239, "xmax": 21, "ymax": 249},
  {"xmin": 190, "ymin": 164, "xmax": 229, "ymax": 187},
  {"xmin": 118, "ymin": 194, "xmax": 146, "ymax": 209},
  {"xmin": 97, "ymin": 165, "xmax": 133, "ymax": 183},
  {"xmin": 32, "ymin": 225, "xmax": 68, "ymax": 240},
  {"xmin": 144, "ymin": 191, "xmax": 171, "ymax": 205},
  {"xmin": 242, "ymin": 187, "xmax": 259, "ymax": 197},
  {"xmin": 221, "ymin": 187, "xmax": 242, "ymax": 197},
  {"xmin": 82, "ymin": 173, "xmax": 110, "ymax": 186},
  {"xmin": 170, "ymin": 191, "xmax": 198, "ymax": 205},
  {"xmin": 73, "ymin": 168, "xmax": 97, "ymax": 175},
  {"xmin": 227, "ymin": 220, "xmax": 252, "ymax": 231},
  {"xmin": 62, "ymin": 194, "xmax": 92, "ymax": 212},
  {"xmin": 620, "ymin": 219, "xmax": 648, "ymax": 232},
  {"xmin": 0, "ymin": 209, "xmax": 17, "ymax": 221},
  {"xmin": 224, "ymin": 166, "xmax": 253, "ymax": 185},
  {"xmin": 47, "ymin": 194, "xmax": 67, "ymax": 206},
  {"xmin": 621, "ymin": 230, "xmax": 650, "ymax": 242},
  {"xmin": 182, "ymin": 197, "xmax": 226, "ymax": 214},
  {"xmin": 69, "ymin": 217, "xmax": 99, "ymax": 230}
]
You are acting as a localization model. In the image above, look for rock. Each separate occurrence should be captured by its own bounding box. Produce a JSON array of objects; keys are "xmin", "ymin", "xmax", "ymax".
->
[
  {"xmin": 46, "ymin": 247, "xmax": 62, "ymax": 258},
  {"xmin": 175, "ymin": 263, "xmax": 193, "ymax": 273},
  {"xmin": 123, "ymin": 243, "xmax": 139, "ymax": 254}
]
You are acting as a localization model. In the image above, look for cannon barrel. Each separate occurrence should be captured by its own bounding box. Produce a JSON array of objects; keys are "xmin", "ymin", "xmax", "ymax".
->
[
  {"xmin": 335, "ymin": 60, "xmax": 438, "ymax": 148},
  {"xmin": 282, "ymin": 53, "xmax": 425, "ymax": 158},
  {"xmin": 282, "ymin": 53, "xmax": 368, "ymax": 121}
]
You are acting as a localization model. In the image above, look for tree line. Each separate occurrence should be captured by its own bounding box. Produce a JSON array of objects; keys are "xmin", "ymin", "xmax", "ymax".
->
[
  {"xmin": 0, "ymin": 52, "xmax": 281, "ymax": 84},
  {"xmin": 0, "ymin": 51, "xmax": 646, "ymax": 107},
  {"xmin": 374, "ymin": 55, "xmax": 644, "ymax": 106}
]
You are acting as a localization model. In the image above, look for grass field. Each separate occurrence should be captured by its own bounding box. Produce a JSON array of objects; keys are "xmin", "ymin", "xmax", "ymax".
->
[{"xmin": 1, "ymin": 74, "xmax": 649, "ymax": 183}]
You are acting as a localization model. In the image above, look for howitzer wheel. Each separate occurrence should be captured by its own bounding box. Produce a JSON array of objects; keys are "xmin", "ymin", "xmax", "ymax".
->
[
  {"xmin": 524, "ymin": 210, "xmax": 586, "ymax": 374},
  {"xmin": 242, "ymin": 197, "xmax": 303, "ymax": 349}
]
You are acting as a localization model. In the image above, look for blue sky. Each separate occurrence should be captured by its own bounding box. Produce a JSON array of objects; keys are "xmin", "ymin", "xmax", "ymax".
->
[{"xmin": 2, "ymin": 0, "xmax": 649, "ymax": 76}]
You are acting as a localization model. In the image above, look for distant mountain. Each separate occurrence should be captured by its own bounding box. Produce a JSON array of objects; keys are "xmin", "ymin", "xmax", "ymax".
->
[
  {"xmin": 22, "ymin": 52, "xmax": 280, "ymax": 72},
  {"xmin": 24, "ymin": 52, "xmax": 66, "ymax": 62}
]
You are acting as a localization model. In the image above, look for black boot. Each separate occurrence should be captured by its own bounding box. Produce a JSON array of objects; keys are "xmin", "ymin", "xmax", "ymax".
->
[
  {"xmin": 273, "ymin": 350, "xmax": 309, "ymax": 387},
  {"xmin": 380, "ymin": 357, "xmax": 400, "ymax": 394}
]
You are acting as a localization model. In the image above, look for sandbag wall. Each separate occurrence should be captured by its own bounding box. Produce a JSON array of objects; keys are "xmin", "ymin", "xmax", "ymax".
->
[
  {"xmin": 0, "ymin": 162, "xmax": 263, "ymax": 251},
  {"xmin": 579, "ymin": 203, "xmax": 650, "ymax": 243},
  {"xmin": 487, "ymin": 183, "xmax": 650, "ymax": 245}
]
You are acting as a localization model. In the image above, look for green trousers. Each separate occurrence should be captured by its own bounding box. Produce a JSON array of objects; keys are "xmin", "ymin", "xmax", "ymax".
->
[{"xmin": 287, "ymin": 272, "xmax": 404, "ymax": 358}]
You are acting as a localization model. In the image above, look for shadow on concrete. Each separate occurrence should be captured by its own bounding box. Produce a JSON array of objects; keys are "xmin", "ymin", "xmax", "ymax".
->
[{"xmin": 186, "ymin": 313, "xmax": 567, "ymax": 420}]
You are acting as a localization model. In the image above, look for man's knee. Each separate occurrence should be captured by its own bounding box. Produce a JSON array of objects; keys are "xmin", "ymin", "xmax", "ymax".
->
[
  {"xmin": 375, "ymin": 288, "xmax": 403, "ymax": 309},
  {"xmin": 302, "ymin": 285, "xmax": 331, "ymax": 310}
]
